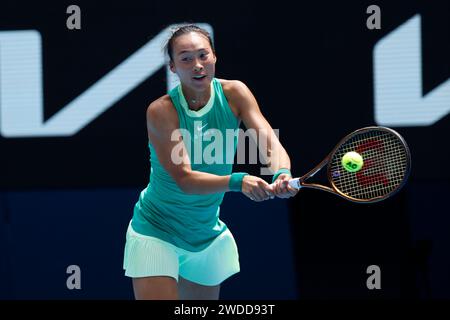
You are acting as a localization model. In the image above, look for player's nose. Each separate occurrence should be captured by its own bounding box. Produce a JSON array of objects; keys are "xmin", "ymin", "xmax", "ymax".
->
[{"xmin": 193, "ymin": 60, "xmax": 203, "ymax": 72}]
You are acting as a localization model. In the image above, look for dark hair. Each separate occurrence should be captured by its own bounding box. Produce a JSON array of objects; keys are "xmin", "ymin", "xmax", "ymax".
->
[{"xmin": 164, "ymin": 24, "xmax": 215, "ymax": 62}]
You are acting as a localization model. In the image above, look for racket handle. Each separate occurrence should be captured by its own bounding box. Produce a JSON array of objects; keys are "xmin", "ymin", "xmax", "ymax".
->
[{"xmin": 288, "ymin": 178, "xmax": 301, "ymax": 189}]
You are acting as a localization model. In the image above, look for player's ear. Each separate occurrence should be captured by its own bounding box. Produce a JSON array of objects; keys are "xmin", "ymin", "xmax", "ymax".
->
[
  {"xmin": 213, "ymin": 54, "xmax": 217, "ymax": 63},
  {"xmin": 169, "ymin": 61, "xmax": 176, "ymax": 73}
]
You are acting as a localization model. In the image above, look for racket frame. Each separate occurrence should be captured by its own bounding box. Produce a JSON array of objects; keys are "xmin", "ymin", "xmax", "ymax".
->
[{"xmin": 289, "ymin": 126, "xmax": 411, "ymax": 203}]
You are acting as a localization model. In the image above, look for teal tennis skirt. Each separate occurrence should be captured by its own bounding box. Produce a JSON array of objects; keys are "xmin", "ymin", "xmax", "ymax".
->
[{"xmin": 123, "ymin": 221, "xmax": 240, "ymax": 286}]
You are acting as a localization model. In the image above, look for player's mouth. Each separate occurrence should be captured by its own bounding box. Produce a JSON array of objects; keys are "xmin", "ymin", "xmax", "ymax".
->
[{"xmin": 192, "ymin": 74, "xmax": 207, "ymax": 81}]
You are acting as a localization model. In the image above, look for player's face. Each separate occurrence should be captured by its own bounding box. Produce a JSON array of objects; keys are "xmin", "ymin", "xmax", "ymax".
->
[{"xmin": 170, "ymin": 32, "xmax": 216, "ymax": 90}]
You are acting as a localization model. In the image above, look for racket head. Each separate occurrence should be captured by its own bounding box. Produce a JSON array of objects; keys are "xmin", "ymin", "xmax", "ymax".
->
[{"xmin": 327, "ymin": 126, "xmax": 411, "ymax": 203}]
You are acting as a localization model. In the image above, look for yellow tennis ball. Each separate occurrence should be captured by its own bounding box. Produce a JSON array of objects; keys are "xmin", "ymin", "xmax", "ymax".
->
[{"xmin": 342, "ymin": 151, "xmax": 364, "ymax": 172}]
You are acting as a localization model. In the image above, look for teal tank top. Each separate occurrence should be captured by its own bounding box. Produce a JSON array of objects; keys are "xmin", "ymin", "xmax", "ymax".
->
[{"xmin": 131, "ymin": 78, "xmax": 240, "ymax": 251}]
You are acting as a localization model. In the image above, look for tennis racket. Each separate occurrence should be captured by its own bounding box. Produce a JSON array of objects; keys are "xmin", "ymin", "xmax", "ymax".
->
[{"xmin": 286, "ymin": 126, "xmax": 411, "ymax": 203}]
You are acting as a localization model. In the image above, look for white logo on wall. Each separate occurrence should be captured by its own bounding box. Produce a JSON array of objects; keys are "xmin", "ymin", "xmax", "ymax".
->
[
  {"xmin": 374, "ymin": 14, "xmax": 450, "ymax": 126},
  {"xmin": 0, "ymin": 24, "xmax": 212, "ymax": 137},
  {"xmin": 1, "ymin": 15, "xmax": 448, "ymax": 138}
]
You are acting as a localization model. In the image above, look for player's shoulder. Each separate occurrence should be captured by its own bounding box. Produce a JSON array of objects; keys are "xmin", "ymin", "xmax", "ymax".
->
[
  {"xmin": 217, "ymin": 78, "xmax": 250, "ymax": 98},
  {"xmin": 146, "ymin": 95, "xmax": 177, "ymax": 129},
  {"xmin": 217, "ymin": 79, "xmax": 253, "ymax": 116}
]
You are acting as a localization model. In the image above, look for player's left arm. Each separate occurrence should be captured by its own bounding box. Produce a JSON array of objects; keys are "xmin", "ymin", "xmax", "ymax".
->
[{"xmin": 224, "ymin": 80, "xmax": 298, "ymax": 198}]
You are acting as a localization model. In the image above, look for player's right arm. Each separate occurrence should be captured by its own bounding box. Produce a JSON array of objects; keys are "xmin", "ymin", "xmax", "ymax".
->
[{"xmin": 146, "ymin": 96, "xmax": 273, "ymax": 200}]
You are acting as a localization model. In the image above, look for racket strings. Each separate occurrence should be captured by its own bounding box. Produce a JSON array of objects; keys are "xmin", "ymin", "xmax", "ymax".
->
[
  {"xmin": 339, "ymin": 135, "xmax": 406, "ymax": 198},
  {"xmin": 330, "ymin": 130, "xmax": 409, "ymax": 200},
  {"xmin": 335, "ymin": 133, "xmax": 407, "ymax": 199}
]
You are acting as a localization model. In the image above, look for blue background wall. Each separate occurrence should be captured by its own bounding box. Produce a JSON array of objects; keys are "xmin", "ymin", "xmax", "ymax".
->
[{"xmin": 0, "ymin": 190, "xmax": 297, "ymax": 299}]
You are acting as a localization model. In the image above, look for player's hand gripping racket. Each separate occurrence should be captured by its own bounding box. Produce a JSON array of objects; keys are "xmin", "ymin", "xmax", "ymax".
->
[{"xmin": 287, "ymin": 126, "xmax": 411, "ymax": 203}]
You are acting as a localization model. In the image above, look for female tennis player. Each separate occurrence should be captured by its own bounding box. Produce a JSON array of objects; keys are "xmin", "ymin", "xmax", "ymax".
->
[{"xmin": 123, "ymin": 24, "xmax": 298, "ymax": 300}]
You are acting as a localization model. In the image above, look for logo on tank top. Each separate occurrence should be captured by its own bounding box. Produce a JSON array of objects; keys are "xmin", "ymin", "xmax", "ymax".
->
[
  {"xmin": 172, "ymin": 120, "xmax": 281, "ymax": 175},
  {"xmin": 194, "ymin": 122, "xmax": 211, "ymax": 140},
  {"xmin": 197, "ymin": 123, "xmax": 208, "ymax": 131}
]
